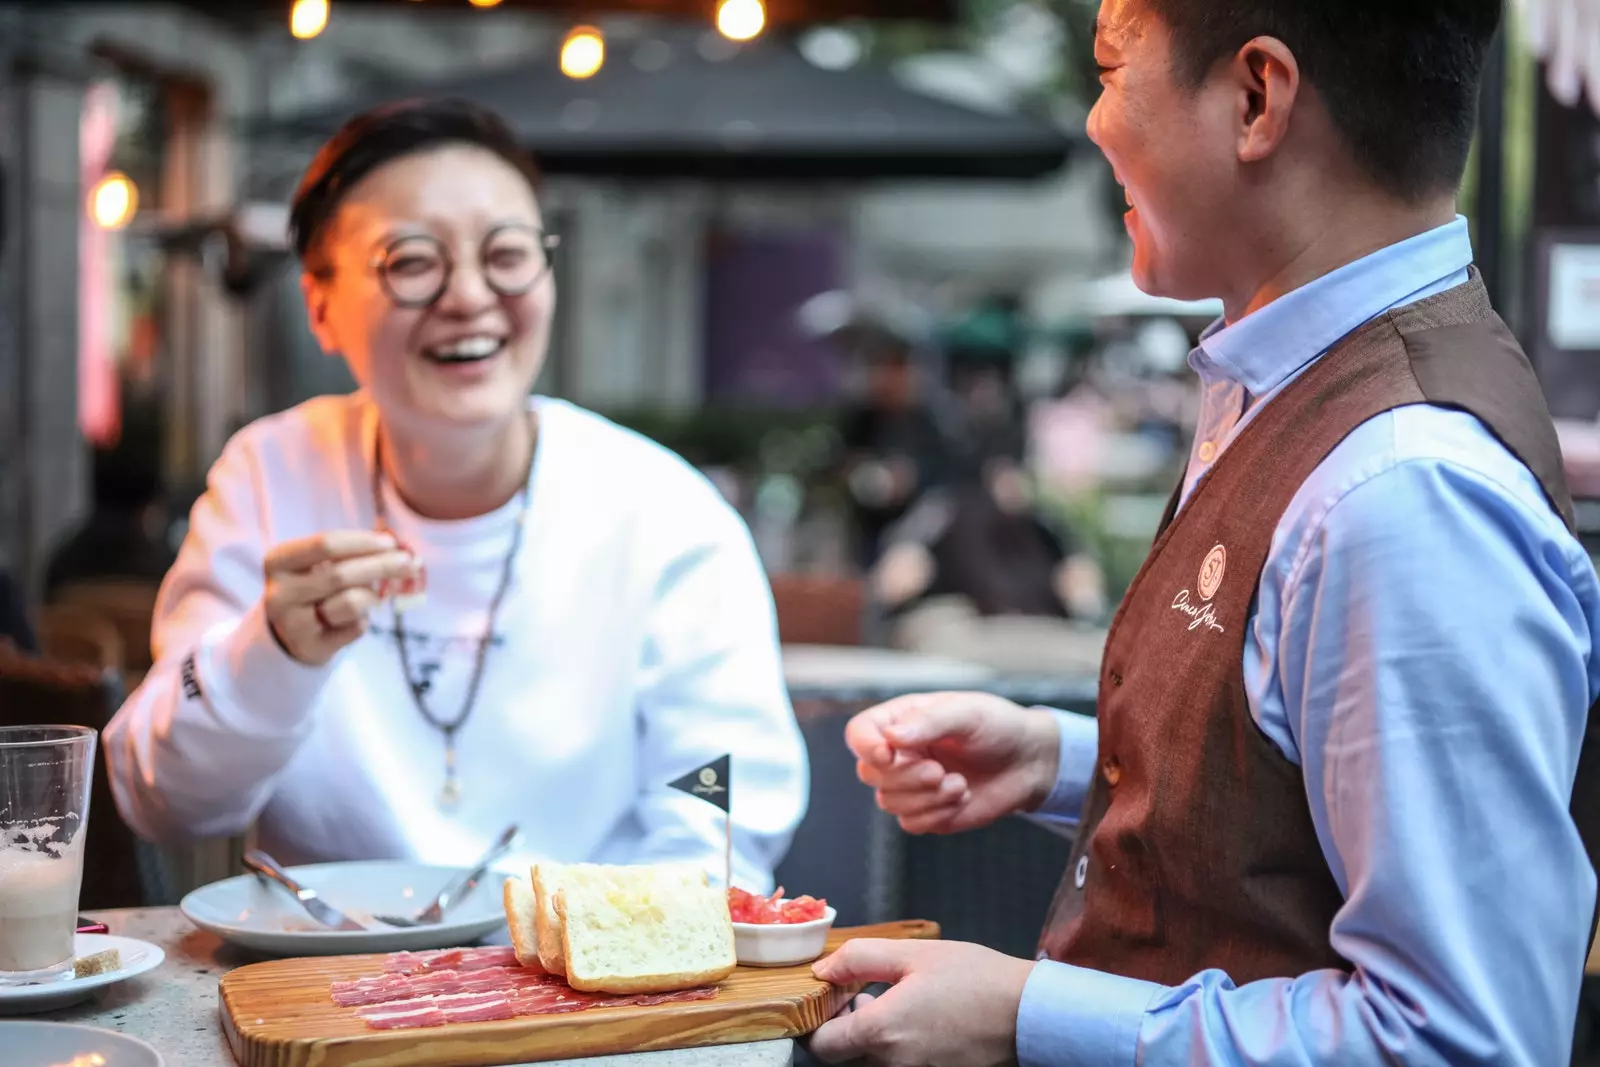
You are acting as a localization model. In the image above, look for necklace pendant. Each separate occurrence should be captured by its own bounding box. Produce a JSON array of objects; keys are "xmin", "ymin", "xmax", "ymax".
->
[{"xmin": 438, "ymin": 742, "xmax": 461, "ymax": 810}]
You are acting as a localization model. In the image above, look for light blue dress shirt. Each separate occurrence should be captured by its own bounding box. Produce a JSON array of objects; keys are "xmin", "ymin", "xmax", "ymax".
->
[{"xmin": 1015, "ymin": 217, "xmax": 1600, "ymax": 1066}]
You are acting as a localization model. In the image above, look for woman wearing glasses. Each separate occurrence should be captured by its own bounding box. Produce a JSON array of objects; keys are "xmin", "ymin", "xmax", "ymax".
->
[{"xmin": 102, "ymin": 99, "xmax": 808, "ymax": 891}]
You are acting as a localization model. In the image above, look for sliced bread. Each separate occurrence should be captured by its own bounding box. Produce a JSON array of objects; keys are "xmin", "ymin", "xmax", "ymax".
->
[
  {"xmin": 554, "ymin": 863, "xmax": 736, "ymax": 994},
  {"xmin": 531, "ymin": 861, "xmax": 578, "ymax": 976},
  {"xmin": 503, "ymin": 876, "xmax": 542, "ymax": 969}
]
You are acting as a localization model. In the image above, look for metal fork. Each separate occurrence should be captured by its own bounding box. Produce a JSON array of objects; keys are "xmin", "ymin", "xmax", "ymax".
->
[{"xmin": 372, "ymin": 824, "xmax": 520, "ymax": 928}]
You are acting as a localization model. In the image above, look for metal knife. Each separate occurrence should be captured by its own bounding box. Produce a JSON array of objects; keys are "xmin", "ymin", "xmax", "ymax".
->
[{"xmin": 242, "ymin": 849, "xmax": 367, "ymax": 932}]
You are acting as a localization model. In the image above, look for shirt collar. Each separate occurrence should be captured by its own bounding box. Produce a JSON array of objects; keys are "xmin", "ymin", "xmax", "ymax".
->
[{"xmin": 1192, "ymin": 215, "xmax": 1474, "ymax": 398}]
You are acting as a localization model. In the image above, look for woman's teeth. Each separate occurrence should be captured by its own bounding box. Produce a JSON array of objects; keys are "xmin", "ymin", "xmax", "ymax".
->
[{"xmin": 424, "ymin": 337, "xmax": 505, "ymax": 363}]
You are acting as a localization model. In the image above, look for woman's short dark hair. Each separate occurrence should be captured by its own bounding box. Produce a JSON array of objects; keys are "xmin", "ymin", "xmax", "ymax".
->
[
  {"xmin": 288, "ymin": 97, "xmax": 540, "ymax": 266},
  {"xmin": 1148, "ymin": 0, "xmax": 1502, "ymax": 203}
]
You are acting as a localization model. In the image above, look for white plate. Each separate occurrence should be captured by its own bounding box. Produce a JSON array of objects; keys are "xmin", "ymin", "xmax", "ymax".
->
[
  {"xmin": 180, "ymin": 859, "xmax": 508, "ymax": 956},
  {"xmin": 0, "ymin": 935, "xmax": 165, "ymax": 1015},
  {"xmin": 0, "ymin": 1020, "xmax": 166, "ymax": 1066}
]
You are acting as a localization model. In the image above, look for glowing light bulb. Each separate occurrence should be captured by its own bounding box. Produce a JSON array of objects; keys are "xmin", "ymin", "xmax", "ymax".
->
[
  {"xmin": 716, "ymin": 0, "xmax": 765, "ymax": 42},
  {"xmin": 561, "ymin": 26, "xmax": 606, "ymax": 80},
  {"xmin": 290, "ymin": 0, "xmax": 329, "ymax": 39},
  {"xmin": 89, "ymin": 172, "xmax": 137, "ymax": 230},
  {"xmin": 468, "ymin": 0, "xmax": 503, "ymax": 7}
]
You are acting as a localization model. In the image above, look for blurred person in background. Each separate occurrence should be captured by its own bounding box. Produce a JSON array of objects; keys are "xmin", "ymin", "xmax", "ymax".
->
[
  {"xmin": 835, "ymin": 338, "xmax": 952, "ymax": 569},
  {"xmin": 102, "ymin": 99, "xmax": 807, "ymax": 891},
  {"xmin": 0, "ymin": 565, "xmax": 36, "ymax": 653},
  {"xmin": 45, "ymin": 403, "xmax": 177, "ymax": 599},
  {"xmin": 870, "ymin": 347, "xmax": 1107, "ymax": 675}
]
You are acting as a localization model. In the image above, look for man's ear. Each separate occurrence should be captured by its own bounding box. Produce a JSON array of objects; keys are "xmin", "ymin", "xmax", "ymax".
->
[
  {"xmin": 300, "ymin": 271, "xmax": 339, "ymax": 355},
  {"xmin": 1227, "ymin": 35, "xmax": 1300, "ymax": 164}
]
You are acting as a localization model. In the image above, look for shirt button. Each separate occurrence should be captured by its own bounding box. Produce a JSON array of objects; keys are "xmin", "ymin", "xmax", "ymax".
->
[
  {"xmin": 1198, "ymin": 440, "xmax": 1217, "ymax": 463},
  {"xmin": 1102, "ymin": 756, "xmax": 1121, "ymax": 786},
  {"xmin": 1074, "ymin": 855, "xmax": 1089, "ymax": 889}
]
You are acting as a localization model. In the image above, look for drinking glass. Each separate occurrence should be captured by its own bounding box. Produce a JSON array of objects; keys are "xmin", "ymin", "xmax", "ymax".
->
[{"xmin": 0, "ymin": 725, "xmax": 96, "ymax": 985}]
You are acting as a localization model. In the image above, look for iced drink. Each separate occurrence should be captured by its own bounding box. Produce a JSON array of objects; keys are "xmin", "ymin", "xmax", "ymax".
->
[{"xmin": 0, "ymin": 725, "xmax": 95, "ymax": 985}]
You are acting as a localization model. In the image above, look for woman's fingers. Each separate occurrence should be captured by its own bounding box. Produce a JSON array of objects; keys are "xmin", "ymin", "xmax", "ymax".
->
[
  {"xmin": 263, "ymin": 531, "xmax": 413, "ymax": 666},
  {"xmin": 287, "ymin": 551, "xmax": 419, "ymax": 603},
  {"xmin": 265, "ymin": 530, "xmax": 397, "ymax": 574},
  {"xmin": 313, "ymin": 586, "xmax": 382, "ymax": 629}
]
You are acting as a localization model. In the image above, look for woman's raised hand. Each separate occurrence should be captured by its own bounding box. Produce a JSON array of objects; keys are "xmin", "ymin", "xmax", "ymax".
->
[{"xmin": 263, "ymin": 531, "xmax": 420, "ymax": 666}]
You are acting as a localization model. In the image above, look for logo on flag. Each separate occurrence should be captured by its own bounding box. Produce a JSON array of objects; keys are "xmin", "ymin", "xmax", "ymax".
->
[{"xmin": 669, "ymin": 754, "xmax": 730, "ymax": 813}]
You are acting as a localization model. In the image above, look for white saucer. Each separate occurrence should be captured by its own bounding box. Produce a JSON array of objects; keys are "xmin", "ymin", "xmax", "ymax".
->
[
  {"xmin": 0, "ymin": 934, "xmax": 165, "ymax": 1015},
  {"xmin": 180, "ymin": 859, "xmax": 508, "ymax": 956},
  {"xmin": 0, "ymin": 1019, "xmax": 166, "ymax": 1066}
]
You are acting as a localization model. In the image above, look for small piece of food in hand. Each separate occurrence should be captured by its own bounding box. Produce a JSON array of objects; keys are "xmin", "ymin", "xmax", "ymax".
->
[
  {"xmin": 727, "ymin": 886, "xmax": 828, "ymax": 924},
  {"xmin": 73, "ymin": 947, "xmax": 121, "ymax": 978}
]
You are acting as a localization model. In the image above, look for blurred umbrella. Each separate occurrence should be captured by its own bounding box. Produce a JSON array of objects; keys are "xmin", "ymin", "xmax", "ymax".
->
[{"xmin": 251, "ymin": 24, "xmax": 1077, "ymax": 181}]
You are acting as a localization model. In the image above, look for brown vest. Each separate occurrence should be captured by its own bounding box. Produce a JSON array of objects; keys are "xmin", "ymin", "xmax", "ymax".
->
[{"xmin": 1037, "ymin": 271, "xmax": 1600, "ymax": 985}]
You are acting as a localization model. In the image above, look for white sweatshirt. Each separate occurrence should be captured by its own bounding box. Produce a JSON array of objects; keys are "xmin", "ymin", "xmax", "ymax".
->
[{"xmin": 102, "ymin": 393, "xmax": 809, "ymax": 892}]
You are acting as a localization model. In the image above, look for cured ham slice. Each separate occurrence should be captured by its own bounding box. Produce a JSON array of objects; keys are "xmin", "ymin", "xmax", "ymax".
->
[
  {"xmin": 382, "ymin": 946, "xmax": 521, "ymax": 974},
  {"xmin": 363, "ymin": 1004, "xmax": 445, "ymax": 1030},
  {"xmin": 333, "ymin": 965, "xmax": 561, "ymax": 1007},
  {"xmin": 337, "ymin": 949, "xmax": 721, "ymax": 1030}
]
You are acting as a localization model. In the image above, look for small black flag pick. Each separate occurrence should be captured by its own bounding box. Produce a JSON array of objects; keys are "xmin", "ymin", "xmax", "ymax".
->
[
  {"xmin": 669, "ymin": 755, "xmax": 733, "ymax": 888},
  {"xmin": 669, "ymin": 754, "xmax": 731, "ymax": 813}
]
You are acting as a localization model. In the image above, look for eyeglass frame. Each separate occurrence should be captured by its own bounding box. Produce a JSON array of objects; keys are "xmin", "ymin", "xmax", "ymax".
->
[{"xmin": 313, "ymin": 223, "xmax": 561, "ymax": 309}]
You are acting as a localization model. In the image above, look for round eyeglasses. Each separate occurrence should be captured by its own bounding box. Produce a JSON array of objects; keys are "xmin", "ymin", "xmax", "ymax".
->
[{"xmin": 371, "ymin": 224, "xmax": 560, "ymax": 309}]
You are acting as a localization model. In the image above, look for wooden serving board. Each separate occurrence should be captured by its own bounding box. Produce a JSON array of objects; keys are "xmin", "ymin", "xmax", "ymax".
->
[{"xmin": 220, "ymin": 919, "xmax": 939, "ymax": 1067}]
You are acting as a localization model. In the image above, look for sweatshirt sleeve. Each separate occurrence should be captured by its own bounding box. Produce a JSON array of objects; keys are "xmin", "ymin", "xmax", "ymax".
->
[{"xmin": 102, "ymin": 433, "xmax": 338, "ymax": 844}]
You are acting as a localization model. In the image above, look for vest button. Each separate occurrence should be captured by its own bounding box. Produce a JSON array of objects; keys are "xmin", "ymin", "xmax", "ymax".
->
[
  {"xmin": 1102, "ymin": 756, "xmax": 1122, "ymax": 786},
  {"xmin": 1074, "ymin": 855, "xmax": 1088, "ymax": 889}
]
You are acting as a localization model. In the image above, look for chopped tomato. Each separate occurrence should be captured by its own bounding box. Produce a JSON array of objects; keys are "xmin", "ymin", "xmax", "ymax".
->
[{"xmin": 728, "ymin": 886, "xmax": 828, "ymax": 924}]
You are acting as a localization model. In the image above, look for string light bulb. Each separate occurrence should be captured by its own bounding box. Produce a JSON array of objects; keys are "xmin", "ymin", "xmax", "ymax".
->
[
  {"xmin": 716, "ymin": 0, "xmax": 765, "ymax": 41},
  {"xmin": 290, "ymin": 0, "xmax": 329, "ymax": 39},
  {"xmin": 468, "ymin": 0, "xmax": 504, "ymax": 7},
  {"xmin": 561, "ymin": 26, "xmax": 606, "ymax": 79},
  {"xmin": 89, "ymin": 172, "xmax": 137, "ymax": 230}
]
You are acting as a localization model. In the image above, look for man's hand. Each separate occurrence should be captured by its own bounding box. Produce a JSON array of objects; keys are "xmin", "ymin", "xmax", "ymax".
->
[
  {"xmin": 808, "ymin": 938, "xmax": 1035, "ymax": 1066},
  {"xmin": 845, "ymin": 692, "xmax": 1061, "ymax": 835},
  {"xmin": 263, "ymin": 530, "xmax": 420, "ymax": 666}
]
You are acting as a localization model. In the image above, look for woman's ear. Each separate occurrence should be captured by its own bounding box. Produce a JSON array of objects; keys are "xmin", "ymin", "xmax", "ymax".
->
[{"xmin": 300, "ymin": 271, "xmax": 339, "ymax": 355}]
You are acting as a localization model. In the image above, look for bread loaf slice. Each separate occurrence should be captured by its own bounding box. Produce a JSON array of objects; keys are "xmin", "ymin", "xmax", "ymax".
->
[
  {"xmin": 532, "ymin": 861, "xmax": 647, "ymax": 975},
  {"xmin": 531, "ymin": 862, "xmax": 577, "ymax": 976},
  {"xmin": 503, "ymin": 876, "xmax": 542, "ymax": 969},
  {"xmin": 553, "ymin": 863, "xmax": 736, "ymax": 994}
]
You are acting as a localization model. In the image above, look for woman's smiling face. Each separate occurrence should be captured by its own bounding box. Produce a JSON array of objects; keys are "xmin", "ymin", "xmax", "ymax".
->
[{"xmin": 300, "ymin": 142, "xmax": 556, "ymax": 436}]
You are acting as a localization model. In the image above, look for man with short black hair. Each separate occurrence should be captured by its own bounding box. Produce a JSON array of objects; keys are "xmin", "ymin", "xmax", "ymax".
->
[{"xmin": 808, "ymin": 1, "xmax": 1600, "ymax": 1064}]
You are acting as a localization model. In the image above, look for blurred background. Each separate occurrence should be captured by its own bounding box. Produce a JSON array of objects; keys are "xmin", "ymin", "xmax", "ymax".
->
[{"xmin": 4, "ymin": 0, "xmax": 1600, "ymax": 1002}]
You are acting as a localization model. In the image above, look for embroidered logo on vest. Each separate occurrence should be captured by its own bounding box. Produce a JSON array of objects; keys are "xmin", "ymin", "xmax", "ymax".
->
[
  {"xmin": 1171, "ymin": 543, "xmax": 1227, "ymax": 633},
  {"xmin": 1198, "ymin": 544, "xmax": 1226, "ymax": 599}
]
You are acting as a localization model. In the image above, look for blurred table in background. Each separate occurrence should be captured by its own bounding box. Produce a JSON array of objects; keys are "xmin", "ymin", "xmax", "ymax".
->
[{"xmin": 781, "ymin": 642, "xmax": 1100, "ymax": 711}]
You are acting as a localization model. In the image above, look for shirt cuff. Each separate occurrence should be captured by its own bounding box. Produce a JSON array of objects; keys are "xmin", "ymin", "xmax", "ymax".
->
[
  {"xmin": 1016, "ymin": 960, "xmax": 1163, "ymax": 1067},
  {"xmin": 196, "ymin": 601, "xmax": 336, "ymax": 737},
  {"xmin": 1030, "ymin": 709, "xmax": 1099, "ymax": 823}
]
